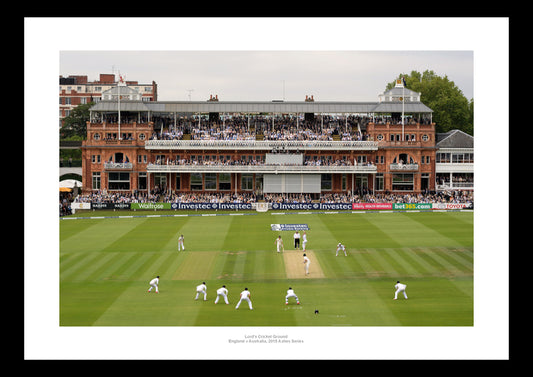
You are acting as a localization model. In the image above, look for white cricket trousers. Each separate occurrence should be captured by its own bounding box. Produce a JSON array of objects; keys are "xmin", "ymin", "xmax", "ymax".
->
[
  {"xmin": 178, "ymin": 241, "xmax": 185, "ymax": 251},
  {"xmin": 235, "ymin": 297, "xmax": 253, "ymax": 310},
  {"xmin": 394, "ymin": 288, "xmax": 408, "ymax": 299},
  {"xmin": 148, "ymin": 284, "xmax": 158, "ymax": 293},
  {"xmin": 215, "ymin": 293, "xmax": 229, "ymax": 304},
  {"xmin": 195, "ymin": 290, "xmax": 206, "ymax": 301},
  {"xmin": 336, "ymin": 248, "xmax": 346, "ymax": 256},
  {"xmin": 285, "ymin": 293, "xmax": 299, "ymax": 303},
  {"xmin": 304, "ymin": 262, "xmax": 310, "ymax": 275}
]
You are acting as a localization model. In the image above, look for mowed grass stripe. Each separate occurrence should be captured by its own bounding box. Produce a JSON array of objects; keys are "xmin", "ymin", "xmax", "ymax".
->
[
  {"xmin": 172, "ymin": 251, "xmax": 218, "ymax": 280},
  {"xmin": 60, "ymin": 218, "xmax": 147, "ymax": 254},
  {"xmin": 82, "ymin": 252, "xmax": 135, "ymax": 282},
  {"xmin": 105, "ymin": 252, "xmax": 159, "ymax": 282},
  {"xmin": 226, "ymin": 251, "xmax": 247, "ymax": 280},
  {"xmin": 59, "ymin": 219, "xmax": 100, "ymax": 242},
  {"xmin": 60, "ymin": 252, "xmax": 102, "ymax": 282},
  {"xmin": 256, "ymin": 249, "xmax": 287, "ymax": 280},
  {"xmin": 243, "ymin": 250, "xmax": 257, "ymax": 279},
  {"xmin": 314, "ymin": 212, "xmax": 400, "ymax": 249},
  {"xmin": 382, "ymin": 247, "xmax": 427, "ymax": 277},
  {"xmin": 60, "ymin": 250, "xmax": 88, "ymax": 267},
  {"xmin": 102, "ymin": 217, "xmax": 185, "ymax": 253},
  {"xmin": 140, "ymin": 252, "xmax": 177, "ymax": 282},
  {"xmin": 366, "ymin": 248, "xmax": 400, "ymax": 278},
  {"xmin": 365, "ymin": 212, "xmax": 464, "ymax": 248},
  {"xmin": 252, "ymin": 250, "xmax": 266, "ymax": 280},
  {"xmin": 181, "ymin": 215, "xmax": 234, "ymax": 251},
  {"xmin": 351, "ymin": 248, "xmax": 384, "ymax": 277},
  {"xmin": 399, "ymin": 247, "xmax": 442, "ymax": 276},
  {"xmin": 438, "ymin": 247, "xmax": 474, "ymax": 271},
  {"xmin": 360, "ymin": 280, "xmax": 402, "ymax": 325},
  {"xmin": 330, "ymin": 251, "xmax": 363, "ymax": 278},
  {"xmin": 313, "ymin": 247, "xmax": 365, "ymax": 278},
  {"xmin": 403, "ymin": 212, "xmax": 473, "ymax": 247},
  {"xmin": 420, "ymin": 248, "xmax": 471, "ymax": 277},
  {"xmin": 60, "ymin": 250, "xmax": 95, "ymax": 273},
  {"xmin": 62, "ymin": 252, "xmax": 124, "ymax": 282},
  {"xmin": 373, "ymin": 247, "xmax": 411, "ymax": 276}
]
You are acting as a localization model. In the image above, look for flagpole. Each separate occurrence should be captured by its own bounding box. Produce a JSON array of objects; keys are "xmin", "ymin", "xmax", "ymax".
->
[
  {"xmin": 401, "ymin": 76, "xmax": 405, "ymax": 142},
  {"xmin": 118, "ymin": 73, "xmax": 121, "ymax": 140}
]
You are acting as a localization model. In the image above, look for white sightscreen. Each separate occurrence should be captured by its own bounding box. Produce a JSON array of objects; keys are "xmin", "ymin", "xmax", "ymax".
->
[
  {"xmin": 263, "ymin": 174, "xmax": 283, "ymax": 193},
  {"xmin": 263, "ymin": 174, "xmax": 321, "ymax": 193}
]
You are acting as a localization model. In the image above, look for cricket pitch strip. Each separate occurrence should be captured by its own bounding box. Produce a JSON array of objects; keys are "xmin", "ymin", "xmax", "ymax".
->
[{"xmin": 283, "ymin": 250, "xmax": 325, "ymax": 279}]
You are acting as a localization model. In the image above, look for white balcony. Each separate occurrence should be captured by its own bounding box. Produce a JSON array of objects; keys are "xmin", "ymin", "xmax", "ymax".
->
[
  {"xmin": 146, "ymin": 163, "xmax": 377, "ymax": 174},
  {"xmin": 389, "ymin": 163, "xmax": 419, "ymax": 171},
  {"xmin": 436, "ymin": 182, "xmax": 474, "ymax": 190},
  {"xmin": 144, "ymin": 139, "xmax": 378, "ymax": 151},
  {"xmin": 104, "ymin": 162, "xmax": 133, "ymax": 170}
]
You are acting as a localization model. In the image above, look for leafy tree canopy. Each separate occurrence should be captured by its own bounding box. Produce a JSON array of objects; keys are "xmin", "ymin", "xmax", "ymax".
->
[
  {"xmin": 387, "ymin": 70, "xmax": 473, "ymax": 135},
  {"xmin": 60, "ymin": 102, "xmax": 93, "ymax": 140}
]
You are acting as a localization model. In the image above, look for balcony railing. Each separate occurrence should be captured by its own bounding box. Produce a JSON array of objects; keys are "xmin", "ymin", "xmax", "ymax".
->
[
  {"xmin": 144, "ymin": 139, "xmax": 378, "ymax": 151},
  {"xmin": 436, "ymin": 182, "xmax": 474, "ymax": 190},
  {"xmin": 389, "ymin": 163, "xmax": 419, "ymax": 171},
  {"xmin": 104, "ymin": 162, "xmax": 133, "ymax": 170},
  {"xmin": 146, "ymin": 163, "xmax": 377, "ymax": 174}
]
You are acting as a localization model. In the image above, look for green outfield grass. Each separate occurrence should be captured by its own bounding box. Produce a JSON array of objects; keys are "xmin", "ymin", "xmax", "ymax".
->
[{"xmin": 59, "ymin": 210, "xmax": 473, "ymax": 326}]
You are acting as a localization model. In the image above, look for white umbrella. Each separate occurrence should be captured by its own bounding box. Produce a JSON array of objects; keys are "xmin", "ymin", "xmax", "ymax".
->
[{"xmin": 59, "ymin": 179, "xmax": 82, "ymax": 189}]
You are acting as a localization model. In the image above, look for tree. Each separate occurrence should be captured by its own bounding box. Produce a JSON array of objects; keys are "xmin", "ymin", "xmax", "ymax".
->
[
  {"xmin": 60, "ymin": 102, "xmax": 93, "ymax": 140},
  {"xmin": 387, "ymin": 70, "xmax": 473, "ymax": 135}
]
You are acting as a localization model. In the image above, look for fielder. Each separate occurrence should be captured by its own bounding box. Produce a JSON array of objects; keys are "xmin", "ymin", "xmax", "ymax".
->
[
  {"xmin": 336, "ymin": 242, "xmax": 347, "ymax": 256},
  {"xmin": 303, "ymin": 253, "xmax": 310, "ymax": 275},
  {"xmin": 302, "ymin": 231, "xmax": 308, "ymax": 251},
  {"xmin": 195, "ymin": 282, "xmax": 207, "ymax": 301},
  {"xmin": 214, "ymin": 285, "xmax": 229, "ymax": 304},
  {"xmin": 394, "ymin": 280, "xmax": 408, "ymax": 300},
  {"xmin": 235, "ymin": 287, "xmax": 253, "ymax": 310},
  {"xmin": 285, "ymin": 287, "xmax": 300, "ymax": 305},
  {"xmin": 147, "ymin": 276, "xmax": 159, "ymax": 293},
  {"xmin": 178, "ymin": 234, "xmax": 185, "ymax": 251},
  {"xmin": 275, "ymin": 235, "xmax": 284, "ymax": 253}
]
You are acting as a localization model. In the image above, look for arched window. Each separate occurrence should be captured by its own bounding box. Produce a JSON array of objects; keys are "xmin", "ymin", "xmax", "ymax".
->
[
  {"xmin": 393, "ymin": 153, "xmax": 414, "ymax": 164},
  {"xmin": 113, "ymin": 152, "xmax": 129, "ymax": 163}
]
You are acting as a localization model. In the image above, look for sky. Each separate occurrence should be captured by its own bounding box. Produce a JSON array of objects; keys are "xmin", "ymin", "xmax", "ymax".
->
[{"xmin": 60, "ymin": 50, "xmax": 473, "ymax": 102}]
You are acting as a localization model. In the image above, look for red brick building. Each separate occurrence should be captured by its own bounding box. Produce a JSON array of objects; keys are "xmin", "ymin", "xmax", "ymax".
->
[
  {"xmin": 81, "ymin": 81, "xmax": 445, "ymax": 197},
  {"xmin": 59, "ymin": 73, "xmax": 157, "ymax": 127}
]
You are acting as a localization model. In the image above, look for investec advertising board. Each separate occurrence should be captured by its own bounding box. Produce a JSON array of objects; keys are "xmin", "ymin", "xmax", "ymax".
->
[
  {"xmin": 271, "ymin": 203, "xmax": 352, "ymax": 210},
  {"xmin": 90, "ymin": 202, "xmax": 256, "ymax": 210},
  {"xmin": 130, "ymin": 202, "xmax": 253, "ymax": 210}
]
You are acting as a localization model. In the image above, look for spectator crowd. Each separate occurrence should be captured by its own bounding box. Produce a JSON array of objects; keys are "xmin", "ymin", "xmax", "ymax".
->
[
  {"xmin": 73, "ymin": 189, "xmax": 473, "ymax": 205},
  {"xmin": 147, "ymin": 115, "xmax": 371, "ymax": 142}
]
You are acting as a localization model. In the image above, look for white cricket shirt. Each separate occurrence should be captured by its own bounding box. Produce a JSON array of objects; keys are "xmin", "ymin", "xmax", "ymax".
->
[{"xmin": 395, "ymin": 283, "xmax": 406, "ymax": 290}]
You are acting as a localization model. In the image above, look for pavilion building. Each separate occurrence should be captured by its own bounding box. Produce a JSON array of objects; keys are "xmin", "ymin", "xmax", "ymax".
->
[{"xmin": 81, "ymin": 79, "xmax": 471, "ymax": 198}]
